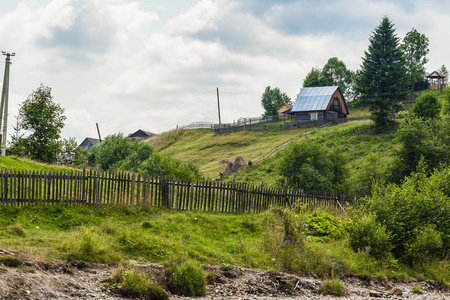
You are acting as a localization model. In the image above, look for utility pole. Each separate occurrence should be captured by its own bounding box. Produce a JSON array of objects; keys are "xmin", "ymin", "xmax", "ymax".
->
[
  {"xmin": 216, "ymin": 87, "xmax": 221, "ymax": 127},
  {"xmin": 0, "ymin": 51, "xmax": 15, "ymax": 156},
  {"xmin": 96, "ymin": 123, "xmax": 102, "ymax": 142}
]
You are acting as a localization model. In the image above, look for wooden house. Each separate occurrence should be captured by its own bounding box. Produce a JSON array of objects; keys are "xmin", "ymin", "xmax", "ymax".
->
[
  {"xmin": 78, "ymin": 137, "xmax": 100, "ymax": 151},
  {"xmin": 128, "ymin": 129, "xmax": 154, "ymax": 140},
  {"xmin": 285, "ymin": 86, "xmax": 348, "ymax": 122}
]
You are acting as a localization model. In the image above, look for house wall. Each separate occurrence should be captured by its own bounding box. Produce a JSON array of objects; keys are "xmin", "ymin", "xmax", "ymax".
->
[{"xmin": 326, "ymin": 89, "xmax": 348, "ymax": 116}]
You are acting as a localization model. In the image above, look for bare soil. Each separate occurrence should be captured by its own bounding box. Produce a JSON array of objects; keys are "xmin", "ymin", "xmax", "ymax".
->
[{"xmin": 0, "ymin": 249, "xmax": 448, "ymax": 300}]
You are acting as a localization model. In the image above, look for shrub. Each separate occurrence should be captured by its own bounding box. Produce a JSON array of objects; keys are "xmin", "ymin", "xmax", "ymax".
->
[
  {"xmin": 278, "ymin": 140, "xmax": 346, "ymax": 191},
  {"xmin": 405, "ymin": 224, "xmax": 443, "ymax": 265},
  {"xmin": 410, "ymin": 92, "xmax": 441, "ymax": 119},
  {"xmin": 106, "ymin": 266, "xmax": 168, "ymax": 300},
  {"xmin": 165, "ymin": 259, "xmax": 206, "ymax": 297},
  {"xmin": 305, "ymin": 212, "xmax": 344, "ymax": 241},
  {"xmin": 320, "ymin": 278, "xmax": 347, "ymax": 296},
  {"xmin": 364, "ymin": 164, "xmax": 450, "ymax": 259},
  {"xmin": 347, "ymin": 213, "xmax": 392, "ymax": 258}
]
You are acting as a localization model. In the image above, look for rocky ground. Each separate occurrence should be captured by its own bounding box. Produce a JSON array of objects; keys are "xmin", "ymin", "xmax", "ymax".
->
[{"xmin": 0, "ymin": 249, "xmax": 449, "ymax": 300}]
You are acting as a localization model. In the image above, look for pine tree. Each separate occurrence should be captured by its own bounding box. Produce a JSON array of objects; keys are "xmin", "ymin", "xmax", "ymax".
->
[{"xmin": 356, "ymin": 17, "xmax": 409, "ymax": 132}]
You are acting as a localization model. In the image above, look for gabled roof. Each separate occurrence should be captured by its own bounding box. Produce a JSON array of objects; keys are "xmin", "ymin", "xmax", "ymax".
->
[
  {"xmin": 128, "ymin": 129, "xmax": 154, "ymax": 139},
  {"xmin": 78, "ymin": 137, "xmax": 101, "ymax": 150},
  {"xmin": 291, "ymin": 86, "xmax": 340, "ymax": 112},
  {"xmin": 427, "ymin": 71, "xmax": 446, "ymax": 79}
]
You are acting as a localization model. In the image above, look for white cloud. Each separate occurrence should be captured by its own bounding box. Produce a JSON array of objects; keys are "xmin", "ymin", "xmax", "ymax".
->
[{"xmin": 0, "ymin": 0, "xmax": 448, "ymax": 143}]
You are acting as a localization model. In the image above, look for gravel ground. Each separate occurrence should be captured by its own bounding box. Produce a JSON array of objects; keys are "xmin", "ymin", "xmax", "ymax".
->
[{"xmin": 0, "ymin": 249, "xmax": 448, "ymax": 300}]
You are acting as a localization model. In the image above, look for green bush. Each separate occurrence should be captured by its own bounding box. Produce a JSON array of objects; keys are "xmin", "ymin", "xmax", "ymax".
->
[
  {"xmin": 106, "ymin": 266, "xmax": 168, "ymax": 300},
  {"xmin": 347, "ymin": 213, "xmax": 392, "ymax": 258},
  {"xmin": 320, "ymin": 278, "xmax": 347, "ymax": 296},
  {"xmin": 405, "ymin": 224, "xmax": 443, "ymax": 265},
  {"xmin": 410, "ymin": 92, "xmax": 441, "ymax": 119},
  {"xmin": 278, "ymin": 140, "xmax": 346, "ymax": 191},
  {"xmin": 305, "ymin": 212, "xmax": 344, "ymax": 241},
  {"xmin": 165, "ymin": 259, "xmax": 206, "ymax": 296},
  {"xmin": 365, "ymin": 164, "xmax": 450, "ymax": 259}
]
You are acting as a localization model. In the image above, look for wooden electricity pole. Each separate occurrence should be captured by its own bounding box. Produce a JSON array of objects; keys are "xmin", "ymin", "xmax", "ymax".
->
[
  {"xmin": 0, "ymin": 51, "xmax": 15, "ymax": 156},
  {"xmin": 217, "ymin": 87, "xmax": 221, "ymax": 127}
]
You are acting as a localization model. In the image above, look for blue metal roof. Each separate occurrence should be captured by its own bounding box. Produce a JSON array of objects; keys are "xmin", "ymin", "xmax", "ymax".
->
[{"xmin": 291, "ymin": 86, "xmax": 339, "ymax": 112}]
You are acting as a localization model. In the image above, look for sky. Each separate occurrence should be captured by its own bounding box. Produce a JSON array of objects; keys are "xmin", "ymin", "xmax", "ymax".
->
[{"xmin": 0, "ymin": 0, "xmax": 449, "ymax": 144}]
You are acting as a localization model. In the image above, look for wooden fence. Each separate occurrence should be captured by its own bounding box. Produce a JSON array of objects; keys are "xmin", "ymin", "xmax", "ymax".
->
[{"xmin": 0, "ymin": 169, "xmax": 357, "ymax": 213}]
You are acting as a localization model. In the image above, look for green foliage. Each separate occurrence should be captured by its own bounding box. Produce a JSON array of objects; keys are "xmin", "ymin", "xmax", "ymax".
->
[
  {"xmin": 401, "ymin": 28, "xmax": 430, "ymax": 94},
  {"xmin": 88, "ymin": 134, "xmax": 202, "ymax": 181},
  {"xmin": 302, "ymin": 58, "xmax": 353, "ymax": 98},
  {"xmin": 351, "ymin": 153, "xmax": 386, "ymax": 195},
  {"xmin": 318, "ymin": 57, "xmax": 353, "ymax": 96},
  {"xmin": 410, "ymin": 92, "xmax": 440, "ymax": 119},
  {"xmin": 302, "ymin": 67, "xmax": 321, "ymax": 88},
  {"xmin": 355, "ymin": 17, "xmax": 409, "ymax": 132},
  {"xmin": 439, "ymin": 65, "xmax": 449, "ymax": 86},
  {"xmin": 261, "ymin": 86, "xmax": 291, "ymax": 117},
  {"xmin": 320, "ymin": 278, "xmax": 347, "ymax": 296},
  {"xmin": 165, "ymin": 259, "xmax": 206, "ymax": 297},
  {"xmin": 57, "ymin": 137, "xmax": 86, "ymax": 167},
  {"xmin": 18, "ymin": 84, "xmax": 67, "ymax": 163},
  {"xmin": 347, "ymin": 213, "xmax": 392, "ymax": 258},
  {"xmin": 106, "ymin": 266, "xmax": 168, "ymax": 300},
  {"xmin": 88, "ymin": 133, "xmax": 138, "ymax": 170},
  {"xmin": 405, "ymin": 224, "xmax": 443, "ymax": 265},
  {"xmin": 305, "ymin": 212, "xmax": 344, "ymax": 241},
  {"xmin": 278, "ymin": 140, "xmax": 346, "ymax": 191},
  {"xmin": 366, "ymin": 165, "xmax": 450, "ymax": 259},
  {"xmin": 388, "ymin": 119, "xmax": 447, "ymax": 183},
  {"xmin": 441, "ymin": 87, "xmax": 450, "ymax": 115}
]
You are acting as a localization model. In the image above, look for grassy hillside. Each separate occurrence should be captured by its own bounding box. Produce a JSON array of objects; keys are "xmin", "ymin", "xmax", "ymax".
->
[
  {"xmin": 0, "ymin": 155, "xmax": 78, "ymax": 172},
  {"xmin": 148, "ymin": 127, "xmax": 313, "ymax": 179},
  {"xmin": 148, "ymin": 116, "xmax": 399, "ymax": 190}
]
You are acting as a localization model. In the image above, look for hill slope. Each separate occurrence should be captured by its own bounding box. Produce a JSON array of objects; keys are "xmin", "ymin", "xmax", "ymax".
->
[{"xmin": 148, "ymin": 119, "xmax": 399, "ymax": 190}]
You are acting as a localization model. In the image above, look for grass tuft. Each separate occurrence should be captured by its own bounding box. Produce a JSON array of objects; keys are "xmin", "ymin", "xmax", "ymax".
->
[
  {"xmin": 165, "ymin": 259, "xmax": 206, "ymax": 297},
  {"xmin": 0, "ymin": 255, "xmax": 24, "ymax": 267},
  {"xmin": 320, "ymin": 278, "xmax": 347, "ymax": 296}
]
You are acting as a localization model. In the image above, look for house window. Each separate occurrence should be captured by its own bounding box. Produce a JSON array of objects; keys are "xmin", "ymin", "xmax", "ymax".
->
[
  {"xmin": 311, "ymin": 112, "xmax": 318, "ymax": 120},
  {"xmin": 333, "ymin": 97, "xmax": 339, "ymax": 107}
]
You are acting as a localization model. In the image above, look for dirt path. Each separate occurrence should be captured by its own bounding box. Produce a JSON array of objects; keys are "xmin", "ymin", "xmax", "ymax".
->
[{"xmin": 0, "ymin": 249, "xmax": 448, "ymax": 300}]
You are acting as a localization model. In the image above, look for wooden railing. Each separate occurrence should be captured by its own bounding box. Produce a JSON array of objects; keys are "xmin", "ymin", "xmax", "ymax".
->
[{"xmin": 0, "ymin": 169, "xmax": 358, "ymax": 213}]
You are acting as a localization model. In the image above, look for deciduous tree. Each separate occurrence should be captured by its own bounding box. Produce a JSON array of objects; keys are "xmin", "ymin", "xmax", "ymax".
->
[
  {"xmin": 355, "ymin": 17, "xmax": 409, "ymax": 132},
  {"xmin": 401, "ymin": 28, "xmax": 430, "ymax": 97},
  {"xmin": 261, "ymin": 86, "xmax": 291, "ymax": 117},
  {"xmin": 318, "ymin": 57, "xmax": 353, "ymax": 96},
  {"xmin": 19, "ymin": 84, "xmax": 66, "ymax": 163}
]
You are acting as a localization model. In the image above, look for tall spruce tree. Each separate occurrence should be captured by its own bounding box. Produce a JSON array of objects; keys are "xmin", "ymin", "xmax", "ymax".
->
[{"xmin": 356, "ymin": 17, "xmax": 409, "ymax": 132}]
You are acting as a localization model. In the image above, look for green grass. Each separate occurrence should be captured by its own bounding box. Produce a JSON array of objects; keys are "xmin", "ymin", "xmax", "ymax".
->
[
  {"xmin": 149, "ymin": 128, "xmax": 311, "ymax": 179},
  {"xmin": 0, "ymin": 155, "xmax": 78, "ymax": 172},
  {"xmin": 148, "ymin": 108, "xmax": 388, "ymax": 186},
  {"xmin": 1, "ymin": 203, "xmax": 448, "ymax": 285}
]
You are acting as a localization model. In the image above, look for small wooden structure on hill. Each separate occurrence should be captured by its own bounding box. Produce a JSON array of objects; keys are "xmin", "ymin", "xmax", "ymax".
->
[
  {"xmin": 427, "ymin": 71, "xmax": 446, "ymax": 92},
  {"xmin": 284, "ymin": 86, "xmax": 349, "ymax": 122}
]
